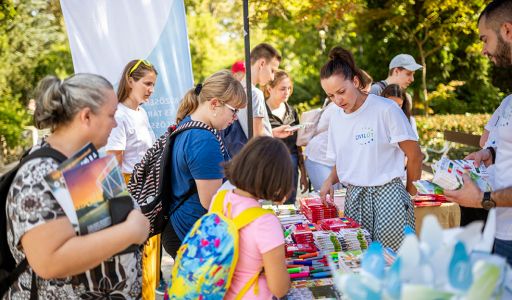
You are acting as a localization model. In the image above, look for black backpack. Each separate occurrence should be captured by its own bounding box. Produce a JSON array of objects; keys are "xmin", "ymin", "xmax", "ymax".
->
[
  {"xmin": 376, "ymin": 80, "xmax": 388, "ymax": 92},
  {"xmin": 0, "ymin": 147, "xmax": 67, "ymax": 298},
  {"xmin": 128, "ymin": 121, "xmax": 225, "ymax": 237}
]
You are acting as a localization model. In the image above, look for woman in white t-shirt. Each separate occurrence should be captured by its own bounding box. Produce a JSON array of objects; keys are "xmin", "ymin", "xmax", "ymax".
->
[
  {"xmin": 319, "ymin": 47, "xmax": 423, "ymax": 251},
  {"xmin": 105, "ymin": 59, "xmax": 159, "ymax": 298},
  {"xmin": 106, "ymin": 59, "xmax": 157, "ymax": 180},
  {"xmin": 303, "ymin": 100, "xmax": 338, "ymax": 191}
]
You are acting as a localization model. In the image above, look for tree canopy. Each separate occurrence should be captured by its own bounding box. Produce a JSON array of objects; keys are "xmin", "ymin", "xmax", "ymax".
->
[{"xmin": 1, "ymin": 0, "xmax": 511, "ymax": 148}]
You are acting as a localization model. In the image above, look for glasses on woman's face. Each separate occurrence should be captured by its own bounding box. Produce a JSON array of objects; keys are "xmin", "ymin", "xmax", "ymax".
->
[
  {"xmin": 129, "ymin": 59, "xmax": 152, "ymax": 75},
  {"xmin": 223, "ymin": 103, "xmax": 239, "ymax": 116}
]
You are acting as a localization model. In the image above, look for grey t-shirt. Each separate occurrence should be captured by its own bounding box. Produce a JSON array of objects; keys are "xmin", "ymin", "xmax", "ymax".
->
[
  {"xmin": 237, "ymin": 84, "xmax": 273, "ymax": 137},
  {"xmin": 370, "ymin": 80, "xmax": 388, "ymax": 95}
]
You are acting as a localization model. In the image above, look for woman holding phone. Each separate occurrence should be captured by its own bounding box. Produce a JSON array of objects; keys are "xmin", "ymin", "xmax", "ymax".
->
[{"xmin": 265, "ymin": 70, "xmax": 308, "ymax": 203}]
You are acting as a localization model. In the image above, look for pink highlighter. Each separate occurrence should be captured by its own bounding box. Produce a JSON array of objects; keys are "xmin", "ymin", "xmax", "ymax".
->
[{"xmin": 289, "ymin": 271, "xmax": 310, "ymax": 279}]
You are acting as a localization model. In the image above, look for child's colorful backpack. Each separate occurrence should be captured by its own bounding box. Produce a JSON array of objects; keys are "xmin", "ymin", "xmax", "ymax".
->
[{"xmin": 166, "ymin": 189, "xmax": 273, "ymax": 300}]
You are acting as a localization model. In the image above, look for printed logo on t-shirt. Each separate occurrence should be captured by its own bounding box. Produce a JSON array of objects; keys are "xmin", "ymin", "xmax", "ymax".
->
[
  {"xmin": 498, "ymin": 101, "xmax": 512, "ymax": 128},
  {"xmin": 354, "ymin": 127, "xmax": 375, "ymax": 145}
]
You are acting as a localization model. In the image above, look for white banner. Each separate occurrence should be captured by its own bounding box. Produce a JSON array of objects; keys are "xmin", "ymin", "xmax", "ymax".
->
[{"xmin": 60, "ymin": 0, "xmax": 194, "ymax": 137}]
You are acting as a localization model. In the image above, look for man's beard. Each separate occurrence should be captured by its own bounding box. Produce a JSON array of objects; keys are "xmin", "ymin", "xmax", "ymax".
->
[{"xmin": 493, "ymin": 34, "xmax": 512, "ymax": 67}]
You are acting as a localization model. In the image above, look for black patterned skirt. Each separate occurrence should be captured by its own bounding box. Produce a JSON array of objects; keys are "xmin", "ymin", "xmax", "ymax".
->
[{"xmin": 345, "ymin": 177, "xmax": 415, "ymax": 251}]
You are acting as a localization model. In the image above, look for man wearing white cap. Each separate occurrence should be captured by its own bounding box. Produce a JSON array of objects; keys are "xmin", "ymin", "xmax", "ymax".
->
[{"xmin": 369, "ymin": 54, "xmax": 423, "ymax": 96}]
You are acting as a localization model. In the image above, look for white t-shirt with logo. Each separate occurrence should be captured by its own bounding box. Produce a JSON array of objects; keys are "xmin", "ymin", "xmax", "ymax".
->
[
  {"xmin": 490, "ymin": 95, "xmax": 512, "ymax": 240},
  {"xmin": 106, "ymin": 103, "xmax": 156, "ymax": 174},
  {"xmin": 326, "ymin": 94, "xmax": 418, "ymax": 187}
]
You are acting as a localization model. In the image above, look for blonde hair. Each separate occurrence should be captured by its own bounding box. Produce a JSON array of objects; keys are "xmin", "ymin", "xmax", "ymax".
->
[
  {"xmin": 176, "ymin": 70, "xmax": 247, "ymax": 123},
  {"xmin": 263, "ymin": 69, "xmax": 293, "ymax": 99}
]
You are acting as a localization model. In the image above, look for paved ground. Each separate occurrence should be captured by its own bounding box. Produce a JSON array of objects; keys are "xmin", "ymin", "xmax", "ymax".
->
[{"xmin": 156, "ymin": 250, "xmax": 173, "ymax": 299}]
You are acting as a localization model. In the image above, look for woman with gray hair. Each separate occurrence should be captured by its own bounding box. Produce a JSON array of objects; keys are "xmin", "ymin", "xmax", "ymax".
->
[{"xmin": 4, "ymin": 74, "xmax": 149, "ymax": 299}]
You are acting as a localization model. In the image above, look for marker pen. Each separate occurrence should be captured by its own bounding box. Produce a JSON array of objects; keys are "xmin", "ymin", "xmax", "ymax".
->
[
  {"xmin": 310, "ymin": 267, "xmax": 331, "ymax": 273},
  {"xmin": 287, "ymin": 267, "xmax": 310, "ymax": 274},
  {"xmin": 289, "ymin": 271, "xmax": 310, "ymax": 279},
  {"xmin": 299, "ymin": 252, "xmax": 319, "ymax": 259},
  {"xmin": 286, "ymin": 264, "xmax": 303, "ymax": 268},
  {"xmin": 311, "ymin": 271, "xmax": 331, "ymax": 278}
]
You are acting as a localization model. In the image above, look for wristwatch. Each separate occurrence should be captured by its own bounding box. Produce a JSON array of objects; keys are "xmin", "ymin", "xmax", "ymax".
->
[{"xmin": 481, "ymin": 191, "xmax": 496, "ymax": 210}]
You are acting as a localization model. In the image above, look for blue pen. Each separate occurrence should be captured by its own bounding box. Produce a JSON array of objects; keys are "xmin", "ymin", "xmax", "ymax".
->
[
  {"xmin": 292, "ymin": 260, "xmax": 312, "ymax": 266},
  {"xmin": 311, "ymin": 271, "xmax": 331, "ymax": 278}
]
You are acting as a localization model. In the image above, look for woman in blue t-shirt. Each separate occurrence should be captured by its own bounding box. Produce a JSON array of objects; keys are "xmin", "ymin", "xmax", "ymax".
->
[{"xmin": 161, "ymin": 70, "xmax": 247, "ymax": 258}]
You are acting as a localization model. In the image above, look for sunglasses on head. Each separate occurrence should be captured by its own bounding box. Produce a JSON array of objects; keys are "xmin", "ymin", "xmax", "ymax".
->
[{"xmin": 129, "ymin": 59, "xmax": 152, "ymax": 76}]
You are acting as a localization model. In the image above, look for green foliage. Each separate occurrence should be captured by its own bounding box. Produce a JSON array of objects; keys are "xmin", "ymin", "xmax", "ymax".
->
[
  {"xmin": 0, "ymin": 0, "xmax": 72, "ymax": 148},
  {"xmin": 184, "ymin": 0, "xmax": 245, "ymax": 82},
  {"xmin": 0, "ymin": 93, "xmax": 28, "ymax": 147},
  {"xmin": 416, "ymin": 113, "xmax": 490, "ymax": 161},
  {"xmin": 355, "ymin": 0, "xmax": 504, "ymax": 115},
  {"xmin": 0, "ymin": 0, "xmax": 510, "ymax": 154}
]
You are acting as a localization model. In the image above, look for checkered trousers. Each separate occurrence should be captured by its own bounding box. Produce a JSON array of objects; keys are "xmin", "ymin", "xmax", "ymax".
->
[{"xmin": 345, "ymin": 177, "xmax": 415, "ymax": 251}]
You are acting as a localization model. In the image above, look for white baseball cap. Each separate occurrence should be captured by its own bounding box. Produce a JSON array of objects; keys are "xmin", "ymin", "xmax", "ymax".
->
[{"xmin": 389, "ymin": 54, "xmax": 423, "ymax": 71}]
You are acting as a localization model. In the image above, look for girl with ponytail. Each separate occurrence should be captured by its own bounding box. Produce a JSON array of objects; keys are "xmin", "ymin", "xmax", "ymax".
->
[
  {"xmin": 161, "ymin": 70, "xmax": 247, "ymax": 259},
  {"xmin": 319, "ymin": 47, "xmax": 423, "ymax": 251}
]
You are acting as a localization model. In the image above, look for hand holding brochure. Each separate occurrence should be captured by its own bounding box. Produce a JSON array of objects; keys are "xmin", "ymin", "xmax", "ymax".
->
[
  {"xmin": 431, "ymin": 157, "xmax": 491, "ymax": 191},
  {"xmin": 45, "ymin": 143, "xmax": 134, "ymax": 236},
  {"xmin": 413, "ymin": 157, "xmax": 492, "ymax": 195},
  {"xmin": 44, "ymin": 143, "xmax": 100, "ymax": 230},
  {"xmin": 63, "ymin": 155, "xmax": 128, "ymax": 235}
]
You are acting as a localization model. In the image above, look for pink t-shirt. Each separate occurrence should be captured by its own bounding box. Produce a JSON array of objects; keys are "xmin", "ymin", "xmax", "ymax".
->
[{"xmin": 213, "ymin": 190, "xmax": 284, "ymax": 300}]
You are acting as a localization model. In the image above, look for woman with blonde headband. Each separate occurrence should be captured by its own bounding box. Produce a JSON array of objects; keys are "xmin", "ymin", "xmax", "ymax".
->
[{"xmin": 105, "ymin": 59, "xmax": 159, "ymax": 298}]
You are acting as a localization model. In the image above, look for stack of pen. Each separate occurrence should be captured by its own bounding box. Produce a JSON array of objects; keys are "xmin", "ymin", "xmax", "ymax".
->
[
  {"xmin": 336, "ymin": 228, "xmax": 372, "ymax": 251},
  {"xmin": 285, "ymin": 243, "xmax": 317, "ymax": 258},
  {"xmin": 279, "ymin": 214, "xmax": 309, "ymax": 228},
  {"xmin": 317, "ymin": 217, "xmax": 360, "ymax": 231},
  {"xmin": 313, "ymin": 231, "xmax": 341, "ymax": 253},
  {"xmin": 286, "ymin": 252, "xmax": 339, "ymax": 280}
]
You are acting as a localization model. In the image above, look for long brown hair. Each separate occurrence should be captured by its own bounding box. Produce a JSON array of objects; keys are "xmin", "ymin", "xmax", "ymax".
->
[
  {"xmin": 320, "ymin": 46, "xmax": 367, "ymax": 91},
  {"xmin": 224, "ymin": 136, "xmax": 293, "ymax": 202},
  {"xmin": 117, "ymin": 59, "xmax": 158, "ymax": 103},
  {"xmin": 176, "ymin": 70, "xmax": 247, "ymax": 123},
  {"xmin": 263, "ymin": 69, "xmax": 293, "ymax": 99},
  {"xmin": 381, "ymin": 84, "xmax": 411, "ymax": 121}
]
